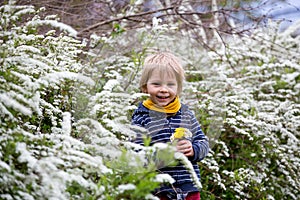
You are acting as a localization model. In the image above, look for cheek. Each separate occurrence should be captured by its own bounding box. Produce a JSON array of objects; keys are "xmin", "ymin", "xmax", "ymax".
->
[{"xmin": 170, "ymin": 87, "xmax": 178, "ymax": 94}]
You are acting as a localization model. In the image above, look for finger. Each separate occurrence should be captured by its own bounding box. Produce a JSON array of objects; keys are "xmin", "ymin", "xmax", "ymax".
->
[
  {"xmin": 184, "ymin": 146, "xmax": 194, "ymax": 157},
  {"xmin": 177, "ymin": 139, "xmax": 190, "ymax": 146},
  {"xmin": 176, "ymin": 144, "xmax": 188, "ymax": 152},
  {"xmin": 178, "ymin": 145, "xmax": 190, "ymax": 153},
  {"xmin": 176, "ymin": 140, "xmax": 186, "ymax": 146},
  {"xmin": 177, "ymin": 142, "xmax": 190, "ymax": 150}
]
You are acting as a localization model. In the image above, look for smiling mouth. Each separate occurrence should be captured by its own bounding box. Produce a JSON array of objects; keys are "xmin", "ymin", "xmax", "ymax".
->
[{"xmin": 157, "ymin": 96, "xmax": 169, "ymax": 99}]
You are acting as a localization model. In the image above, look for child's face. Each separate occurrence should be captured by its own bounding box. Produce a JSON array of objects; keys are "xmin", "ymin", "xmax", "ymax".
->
[{"xmin": 144, "ymin": 70, "xmax": 178, "ymax": 107}]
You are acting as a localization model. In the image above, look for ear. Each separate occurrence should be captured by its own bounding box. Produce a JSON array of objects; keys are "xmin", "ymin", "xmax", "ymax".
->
[{"xmin": 141, "ymin": 85, "xmax": 147, "ymax": 93}]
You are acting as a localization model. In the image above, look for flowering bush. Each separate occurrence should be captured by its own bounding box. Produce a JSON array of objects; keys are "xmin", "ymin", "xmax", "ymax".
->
[
  {"xmin": 199, "ymin": 22, "xmax": 300, "ymax": 199},
  {"xmin": 0, "ymin": 3, "xmax": 162, "ymax": 200},
  {"xmin": 0, "ymin": 1, "xmax": 299, "ymax": 200}
]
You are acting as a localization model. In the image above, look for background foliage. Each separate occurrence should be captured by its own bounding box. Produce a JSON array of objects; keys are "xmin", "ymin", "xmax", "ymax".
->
[{"xmin": 1, "ymin": 1, "xmax": 299, "ymax": 200}]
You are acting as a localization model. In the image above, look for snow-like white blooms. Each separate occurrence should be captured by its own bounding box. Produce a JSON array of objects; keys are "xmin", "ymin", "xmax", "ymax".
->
[
  {"xmin": 174, "ymin": 152, "xmax": 202, "ymax": 189},
  {"xmin": 152, "ymin": 17, "xmax": 162, "ymax": 28},
  {"xmin": 117, "ymin": 183, "xmax": 136, "ymax": 193},
  {"xmin": 1, "ymin": 1, "xmax": 299, "ymax": 200},
  {"xmin": 154, "ymin": 174, "xmax": 175, "ymax": 184},
  {"xmin": 26, "ymin": 19, "xmax": 77, "ymax": 37},
  {"xmin": 61, "ymin": 112, "xmax": 71, "ymax": 135}
]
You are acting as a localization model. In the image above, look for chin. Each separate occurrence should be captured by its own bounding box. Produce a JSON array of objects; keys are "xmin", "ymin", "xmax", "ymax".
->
[{"xmin": 158, "ymin": 102, "xmax": 170, "ymax": 107}]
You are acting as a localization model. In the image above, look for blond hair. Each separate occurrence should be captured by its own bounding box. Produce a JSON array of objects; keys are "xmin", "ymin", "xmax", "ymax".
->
[{"xmin": 139, "ymin": 52, "xmax": 185, "ymax": 95}]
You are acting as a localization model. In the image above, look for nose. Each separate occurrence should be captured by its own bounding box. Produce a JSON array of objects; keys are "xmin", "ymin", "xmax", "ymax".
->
[{"xmin": 159, "ymin": 85, "xmax": 168, "ymax": 92}]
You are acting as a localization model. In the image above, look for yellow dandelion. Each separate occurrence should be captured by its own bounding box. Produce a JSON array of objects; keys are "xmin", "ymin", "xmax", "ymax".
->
[{"xmin": 170, "ymin": 127, "xmax": 192, "ymax": 142}]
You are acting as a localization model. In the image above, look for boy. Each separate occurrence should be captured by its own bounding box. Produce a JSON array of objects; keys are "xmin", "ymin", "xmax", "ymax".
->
[{"xmin": 132, "ymin": 52, "xmax": 209, "ymax": 200}]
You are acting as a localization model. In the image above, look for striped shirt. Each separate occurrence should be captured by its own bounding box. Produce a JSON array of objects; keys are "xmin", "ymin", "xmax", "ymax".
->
[{"xmin": 131, "ymin": 102, "xmax": 209, "ymax": 193}]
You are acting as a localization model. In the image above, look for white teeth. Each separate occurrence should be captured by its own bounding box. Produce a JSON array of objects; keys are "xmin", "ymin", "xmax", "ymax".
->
[{"xmin": 157, "ymin": 96, "xmax": 169, "ymax": 99}]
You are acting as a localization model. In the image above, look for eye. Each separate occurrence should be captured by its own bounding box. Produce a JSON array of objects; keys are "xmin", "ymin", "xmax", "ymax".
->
[
  {"xmin": 167, "ymin": 83, "xmax": 176, "ymax": 86},
  {"xmin": 151, "ymin": 82, "xmax": 161, "ymax": 86}
]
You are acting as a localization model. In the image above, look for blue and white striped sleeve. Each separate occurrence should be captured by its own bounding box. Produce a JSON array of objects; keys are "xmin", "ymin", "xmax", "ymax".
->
[
  {"xmin": 131, "ymin": 112, "xmax": 146, "ymax": 145},
  {"xmin": 189, "ymin": 113, "xmax": 210, "ymax": 162}
]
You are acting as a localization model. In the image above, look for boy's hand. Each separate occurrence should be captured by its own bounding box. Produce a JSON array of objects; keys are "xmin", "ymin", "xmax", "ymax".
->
[{"xmin": 176, "ymin": 139, "xmax": 194, "ymax": 157}]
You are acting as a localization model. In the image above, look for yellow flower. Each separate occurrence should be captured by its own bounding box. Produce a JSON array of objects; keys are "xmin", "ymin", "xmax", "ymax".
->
[{"xmin": 170, "ymin": 127, "xmax": 192, "ymax": 142}]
